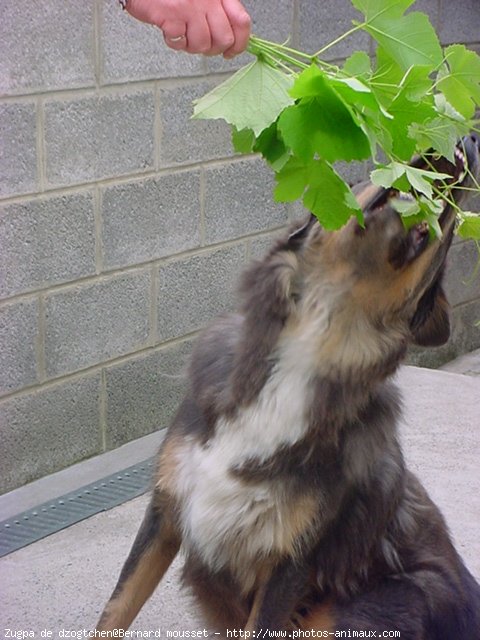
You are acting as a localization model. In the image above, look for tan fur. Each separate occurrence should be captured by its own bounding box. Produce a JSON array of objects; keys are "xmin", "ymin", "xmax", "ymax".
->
[
  {"xmin": 97, "ymin": 530, "xmax": 179, "ymax": 632},
  {"xmin": 156, "ymin": 434, "xmax": 183, "ymax": 494}
]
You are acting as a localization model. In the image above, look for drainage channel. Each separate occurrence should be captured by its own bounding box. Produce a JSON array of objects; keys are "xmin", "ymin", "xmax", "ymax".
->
[{"xmin": 0, "ymin": 457, "xmax": 155, "ymax": 558}]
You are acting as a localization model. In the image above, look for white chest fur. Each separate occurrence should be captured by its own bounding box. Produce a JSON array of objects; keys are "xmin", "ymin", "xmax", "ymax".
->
[{"xmin": 173, "ymin": 359, "xmax": 322, "ymax": 591}]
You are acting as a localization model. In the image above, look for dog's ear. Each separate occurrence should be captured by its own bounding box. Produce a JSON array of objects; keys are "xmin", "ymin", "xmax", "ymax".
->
[
  {"xmin": 409, "ymin": 276, "xmax": 451, "ymax": 347},
  {"xmin": 286, "ymin": 213, "xmax": 317, "ymax": 249}
]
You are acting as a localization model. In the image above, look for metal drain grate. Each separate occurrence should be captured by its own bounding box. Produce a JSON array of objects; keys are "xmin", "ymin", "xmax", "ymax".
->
[{"xmin": 0, "ymin": 457, "xmax": 155, "ymax": 558}]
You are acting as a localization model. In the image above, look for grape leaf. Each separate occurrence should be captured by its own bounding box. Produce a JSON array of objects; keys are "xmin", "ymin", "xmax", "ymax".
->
[
  {"xmin": 391, "ymin": 196, "xmax": 420, "ymax": 216},
  {"xmin": 253, "ymin": 122, "xmax": 290, "ymax": 170},
  {"xmin": 380, "ymin": 90, "xmax": 436, "ymax": 160},
  {"xmin": 278, "ymin": 71, "xmax": 371, "ymax": 163},
  {"xmin": 273, "ymin": 156, "xmax": 309, "ymax": 202},
  {"xmin": 408, "ymin": 118, "xmax": 460, "ymax": 164},
  {"xmin": 371, "ymin": 162, "xmax": 409, "ymax": 187},
  {"xmin": 371, "ymin": 161, "xmax": 451, "ymax": 199},
  {"xmin": 232, "ymin": 127, "xmax": 256, "ymax": 153},
  {"xmin": 352, "ymin": 0, "xmax": 443, "ymax": 71},
  {"xmin": 458, "ymin": 213, "xmax": 480, "ymax": 240},
  {"xmin": 437, "ymin": 45, "xmax": 480, "ymax": 119},
  {"xmin": 343, "ymin": 51, "xmax": 372, "ymax": 77},
  {"xmin": 368, "ymin": 12, "xmax": 442, "ymax": 71},
  {"xmin": 274, "ymin": 158, "xmax": 362, "ymax": 230},
  {"xmin": 302, "ymin": 160, "xmax": 363, "ymax": 229},
  {"xmin": 192, "ymin": 59, "xmax": 294, "ymax": 136}
]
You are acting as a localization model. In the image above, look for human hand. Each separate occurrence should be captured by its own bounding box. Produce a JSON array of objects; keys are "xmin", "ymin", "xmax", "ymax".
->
[{"xmin": 124, "ymin": 0, "xmax": 251, "ymax": 58}]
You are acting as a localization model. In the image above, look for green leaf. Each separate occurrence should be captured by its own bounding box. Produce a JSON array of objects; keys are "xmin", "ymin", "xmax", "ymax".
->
[
  {"xmin": 352, "ymin": 0, "xmax": 443, "ymax": 71},
  {"xmin": 253, "ymin": 122, "xmax": 289, "ymax": 170},
  {"xmin": 302, "ymin": 161, "xmax": 363, "ymax": 229},
  {"xmin": 437, "ymin": 45, "xmax": 480, "ymax": 119},
  {"xmin": 408, "ymin": 117, "xmax": 460, "ymax": 163},
  {"xmin": 458, "ymin": 213, "xmax": 480, "ymax": 240},
  {"xmin": 192, "ymin": 59, "xmax": 294, "ymax": 136},
  {"xmin": 273, "ymin": 156, "xmax": 309, "ymax": 202},
  {"xmin": 274, "ymin": 158, "xmax": 362, "ymax": 230},
  {"xmin": 351, "ymin": 0, "xmax": 416, "ymax": 20},
  {"xmin": 380, "ymin": 89, "xmax": 436, "ymax": 160},
  {"xmin": 390, "ymin": 195, "xmax": 420, "ymax": 216},
  {"xmin": 343, "ymin": 51, "xmax": 372, "ymax": 77},
  {"xmin": 278, "ymin": 80, "xmax": 371, "ymax": 163},
  {"xmin": 232, "ymin": 127, "xmax": 256, "ymax": 153},
  {"xmin": 404, "ymin": 165, "xmax": 451, "ymax": 199},
  {"xmin": 371, "ymin": 161, "xmax": 408, "ymax": 188},
  {"xmin": 371, "ymin": 161, "xmax": 450, "ymax": 199},
  {"xmin": 399, "ymin": 65, "xmax": 433, "ymax": 101}
]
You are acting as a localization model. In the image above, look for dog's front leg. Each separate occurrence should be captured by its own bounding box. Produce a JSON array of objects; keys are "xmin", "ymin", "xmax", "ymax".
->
[
  {"xmin": 96, "ymin": 489, "xmax": 181, "ymax": 632},
  {"xmin": 245, "ymin": 556, "xmax": 312, "ymax": 632}
]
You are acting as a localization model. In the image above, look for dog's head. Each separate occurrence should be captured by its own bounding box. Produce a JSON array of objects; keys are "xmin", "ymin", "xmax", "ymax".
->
[{"xmin": 283, "ymin": 134, "xmax": 480, "ymax": 353}]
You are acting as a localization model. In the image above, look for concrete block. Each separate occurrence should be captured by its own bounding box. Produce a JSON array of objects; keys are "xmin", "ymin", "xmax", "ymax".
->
[
  {"xmin": 159, "ymin": 81, "xmax": 233, "ymax": 166},
  {"xmin": 298, "ymin": 0, "xmax": 370, "ymax": 61},
  {"xmin": 335, "ymin": 161, "xmax": 369, "ymax": 187},
  {"xmin": 100, "ymin": 0, "xmax": 205, "ymax": 84},
  {"xmin": 445, "ymin": 240, "xmax": 480, "ymax": 307},
  {"xmin": 0, "ymin": 298, "xmax": 38, "ymax": 397},
  {"xmin": 0, "ymin": 0, "xmax": 95, "ymax": 95},
  {"xmin": 45, "ymin": 271, "xmax": 151, "ymax": 377},
  {"xmin": 101, "ymin": 171, "xmax": 202, "ymax": 270},
  {"xmin": 203, "ymin": 158, "xmax": 290, "ymax": 244},
  {"xmin": 0, "ymin": 103, "xmax": 37, "ymax": 198},
  {"xmin": 0, "ymin": 192, "xmax": 96, "ymax": 298},
  {"xmin": 105, "ymin": 340, "xmax": 193, "ymax": 448},
  {"xmin": 438, "ymin": 0, "xmax": 480, "ymax": 45},
  {"xmin": 44, "ymin": 92, "xmax": 155, "ymax": 187},
  {"xmin": 248, "ymin": 232, "xmax": 282, "ymax": 260},
  {"xmin": 0, "ymin": 374, "xmax": 102, "ymax": 494},
  {"xmin": 157, "ymin": 245, "xmax": 245, "ymax": 340}
]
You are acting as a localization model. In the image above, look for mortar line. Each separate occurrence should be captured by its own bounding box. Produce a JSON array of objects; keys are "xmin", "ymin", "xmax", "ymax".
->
[
  {"xmin": 0, "ymin": 225, "xmax": 287, "ymax": 306},
  {"xmin": 0, "ymin": 153, "xmax": 259, "ymax": 206},
  {"xmin": 199, "ymin": 166, "xmax": 206, "ymax": 246},
  {"xmin": 93, "ymin": 0, "xmax": 102, "ymax": 89},
  {"xmin": 93, "ymin": 185, "xmax": 104, "ymax": 274},
  {"xmin": 99, "ymin": 369, "xmax": 108, "ymax": 452},
  {"xmin": 36, "ymin": 97, "xmax": 47, "ymax": 193},
  {"xmin": 0, "ymin": 332, "xmax": 197, "ymax": 404},
  {"xmin": 35, "ymin": 293, "xmax": 47, "ymax": 383},
  {"xmin": 0, "ymin": 69, "xmax": 243, "ymax": 104},
  {"xmin": 291, "ymin": 0, "xmax": 300, "ymax": 50},
  {"xmin": 154, "ymin": 83, "xmax": 163, "ymax": 171},
  {"xmin": 149, "ymin": 264, "xmax": 159, "ymax": 346}
]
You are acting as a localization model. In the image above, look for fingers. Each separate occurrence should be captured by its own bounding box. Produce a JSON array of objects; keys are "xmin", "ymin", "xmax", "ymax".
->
[
  {"xmin": 162, "ymin": 20, "xmax": 188, "ymax": 51},
  {"xmin": 124, "ymin": 0, "xmax": 251, "ymax": 58},
  {"xmin": 205, "ymin": 8, "xmax": 235, "ymax": 56},
  {"xmin": 221, "ymin": 0, "xmax": 251, "ymax": 58},
  {"xmin": 185, "ymin": 15, "xmax": 212, "ymax": 54}
]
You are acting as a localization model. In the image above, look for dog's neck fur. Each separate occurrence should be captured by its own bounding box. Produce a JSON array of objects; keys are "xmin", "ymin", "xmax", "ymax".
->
[{"xmin": 226, "ymin": 246, "xmax": 408, "ymax": 440}]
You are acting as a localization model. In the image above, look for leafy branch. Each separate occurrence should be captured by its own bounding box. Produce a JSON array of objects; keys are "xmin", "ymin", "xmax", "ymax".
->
[{"xmin": 193, "ymin": 0, "xmax": 480, "ymax": 240}]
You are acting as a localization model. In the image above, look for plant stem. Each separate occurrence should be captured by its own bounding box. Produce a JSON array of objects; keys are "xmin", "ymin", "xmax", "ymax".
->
[{"xmin": 313, "ymin": 22, "xmax": 366, "ymax": 57}]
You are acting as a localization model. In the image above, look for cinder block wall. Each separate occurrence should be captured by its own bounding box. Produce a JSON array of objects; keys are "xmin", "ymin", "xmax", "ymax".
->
[{"xmin": 1, "ymin": 0, "xmax": 479, "ymax": 494}]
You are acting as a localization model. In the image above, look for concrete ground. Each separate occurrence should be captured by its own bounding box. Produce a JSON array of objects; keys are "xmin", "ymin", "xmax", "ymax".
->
[{"xmin": 1, "ymin": 362, "xmax": 479, "ymax": 639}]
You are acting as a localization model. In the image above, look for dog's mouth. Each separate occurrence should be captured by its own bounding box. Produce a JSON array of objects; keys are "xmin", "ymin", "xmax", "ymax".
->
[
  {"xmin": 387, "ymin": 134, "xmax": 480, "ymax": 268},
  {"xmin": 414, "ymin": 133, "xmax": 480, "ymax": 227}
]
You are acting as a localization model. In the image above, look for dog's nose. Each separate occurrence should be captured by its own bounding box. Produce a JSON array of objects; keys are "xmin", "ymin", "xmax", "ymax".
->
[{"xmin": 470, "ymin": 133, "xmax": 479, "ymax": 149}]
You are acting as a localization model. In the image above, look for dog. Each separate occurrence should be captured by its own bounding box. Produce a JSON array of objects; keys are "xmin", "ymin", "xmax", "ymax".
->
[{"xmin": 96, "ymin": 134, "xmax": 480, "ymax": 638}]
